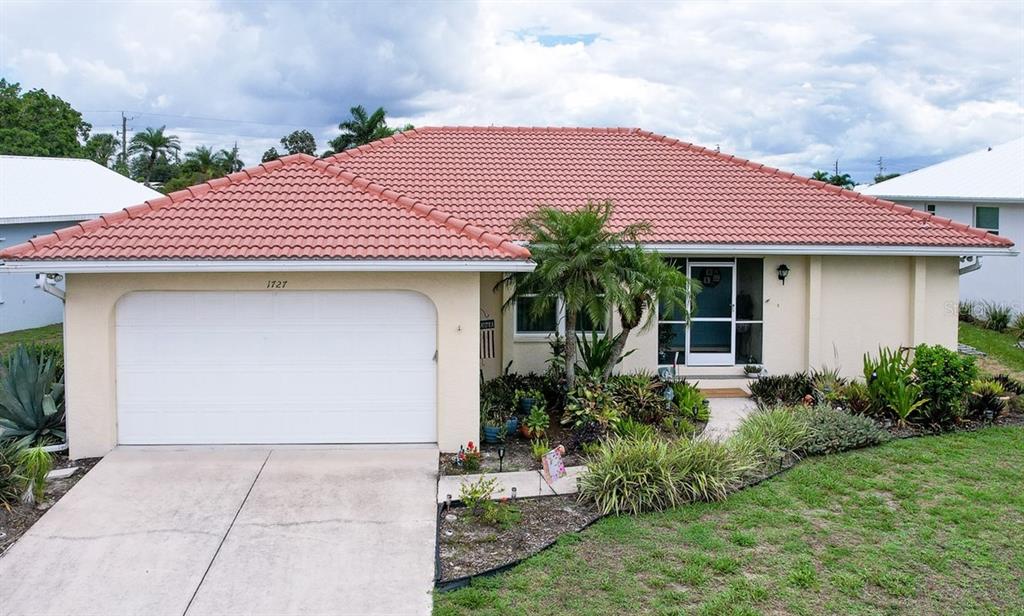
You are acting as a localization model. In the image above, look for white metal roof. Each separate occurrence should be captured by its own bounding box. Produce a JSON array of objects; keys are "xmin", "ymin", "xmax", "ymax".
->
[
  {"xmin": 0, "ymin": 155, "xmax": 162, "ymax": 224},
  {"xmin": 859, "ymin": 138, "xmax": 1024, "ymax": 203}
]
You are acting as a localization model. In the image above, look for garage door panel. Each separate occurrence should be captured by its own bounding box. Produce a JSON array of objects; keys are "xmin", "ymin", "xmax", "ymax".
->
[{"xmin": 116, "ymin": 291, "xmax": 437, "ymax": 445}]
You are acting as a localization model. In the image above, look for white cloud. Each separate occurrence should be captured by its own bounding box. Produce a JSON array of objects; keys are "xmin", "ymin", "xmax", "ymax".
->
[{"xmin": 1, "ymin": 0, "xmax": 1021, "ymax": 181}]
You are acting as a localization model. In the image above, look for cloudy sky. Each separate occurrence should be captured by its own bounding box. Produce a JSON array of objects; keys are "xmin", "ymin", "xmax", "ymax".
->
[{"xmin": 1, "ymin": 0, "xmax": 1022, "ymax": 182}]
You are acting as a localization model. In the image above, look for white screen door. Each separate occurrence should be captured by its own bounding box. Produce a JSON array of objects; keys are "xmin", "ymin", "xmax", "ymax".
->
[{"xmin": 686, "ymin": 262, "xmax": 735, "ymax": 366}]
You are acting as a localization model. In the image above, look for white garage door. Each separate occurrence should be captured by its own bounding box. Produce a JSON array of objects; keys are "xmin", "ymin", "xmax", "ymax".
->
[{"xmin": 116, "ymin": 290, "xmax": 437, "ymax": 445}]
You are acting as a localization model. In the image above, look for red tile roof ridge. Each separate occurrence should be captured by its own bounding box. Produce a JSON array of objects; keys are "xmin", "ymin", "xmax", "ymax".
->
[
  {"xmin": 311, "ymin": 159, "xmax": 530, "ymax": 259},
  {"xmin": 0, "ymin": 154, "xmax": 323, "ymax": 259},
  {"xmin": 631, "ymin": 129, "xmax": 1014, "ymax": 248}
]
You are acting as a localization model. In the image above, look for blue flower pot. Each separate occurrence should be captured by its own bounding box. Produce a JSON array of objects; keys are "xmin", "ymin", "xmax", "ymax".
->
[
  {"xmin": 519, "ymin": 397, "xmax": 537, "ymax": 414},
  {"xmin": 505, "ymin": 417, "xmax": 519, "ymax": 433},
  {"xmin": 482, "ymin": 425, "xmax": 502, "ymax": 444}
]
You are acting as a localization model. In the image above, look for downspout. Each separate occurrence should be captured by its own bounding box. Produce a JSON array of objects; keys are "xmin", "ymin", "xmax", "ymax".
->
[{"xmin": 36, "ymin": 273, "xmax": 66, "ymax": 302}]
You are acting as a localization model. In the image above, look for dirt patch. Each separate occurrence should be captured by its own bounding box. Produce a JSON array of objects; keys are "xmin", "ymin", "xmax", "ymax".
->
[
  {"xmin": 1, "ymin": 456, "xmax": 100, "ymax": 557},
  {"xmin": 437, "ymin": 494, "xmax": 600, "ymax": 582},
  {"xmin": 881, "ymin": 409, "xmax": 1024, "ymax": 439}
]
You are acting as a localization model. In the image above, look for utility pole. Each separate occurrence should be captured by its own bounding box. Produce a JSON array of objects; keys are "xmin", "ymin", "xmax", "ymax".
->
[
  {"xmin": 877, "ymin": 157, "xmax": 885, "ymax": 176},
  {"xmin": 117, "ymin": 111, "xmax": 134, "ymax": 166},
  {"xmin": 834, "ymin": 159, "xmax": 839, "ymax": 176}
]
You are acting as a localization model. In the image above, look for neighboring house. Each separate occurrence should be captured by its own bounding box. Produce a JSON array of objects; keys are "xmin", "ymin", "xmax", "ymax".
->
[
  {"xmin": 0, "ymin": 127, "xmax": 1014, "ymax": 459},
  {"xmin": 0, "ymin": 155, "xmax": 162, "ymax": 333},
  {"xmin": 860, "ymin": 138, "xmax": 1024, "ymax": 309}
]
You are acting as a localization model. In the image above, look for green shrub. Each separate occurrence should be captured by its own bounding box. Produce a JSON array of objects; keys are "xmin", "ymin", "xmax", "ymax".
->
[
  {"xmin": 731, "ymin": 406, "xmax": 810, "ymax": 466},
  {"xmin": 864, "ymin": 347, "xmax": 915, "ymax": 418},
  {"xmin": 661, "ymin": 415, "xmax": 696, "ymax": 437},
  {"xmin": 459, "ymin": 475, "xmax": 499, "ymax": 513},
  {"xmin": 836, "ymin": 380, "xmax": 872, "ymax": 415},
  {"xmin": 17, "ymin": 446, "xmax": 52, "ymax": 504},
  {"xmin": 993, "ymin": 374, "xmax": 1024, "ymax": 395},
  {"xmin": 530, "ymin": 438, "xmax": 550, "ymax": 461},
  {"xmin": 0, "ymin": 345, "xmax": 66, "ymax": 447},
  {"xmin": 610, "ymin": 372, "xmax": 667, "ymax": 424},
  {"xmin": 670, "ymin": 380, "xmax": 709, "ymax": 422},
  {"xmin": 913, "ymin": 344, "xmax": 977, "ymax": 425},
  {"xmin": 576, "ymin": 330, "xmax": 633, "ymax": 378},
  {"xmin": 0, "ymin": 441, "xmax": 26, "ymax": 506},
  {"xmin": 810, "ymin": 366, "xmax": 846, "ymax": 403},
  {"xmin": 614, "ymin": 416, "xmax": 656, "ymax": 440},
  {"xmin": 580, "ymin": 435, "xmax": 678, "ymax": 515},
  {"xmin": 958, "ymin": 300, "xmax": 977, "ymax": 323},
  {"xmin": 668, "ymin": 438, "xmax": 752, "ymax": 502},
  {"xmin": 969, "ymin": 379, "xmax": 1007, "ymax": 418},
  {"xmin": 794, "ymin": 406, "xmax": 890, "ymax": 455},
  {"xmin": 749, "ymin": 373, "xmax": 813, "ymax": 406},
  {"xmin": 479, "ymin": 499, "xmax": 521, "ymax": 528},
  {"xmin": 523, "ymin": 403, "xmax": 550, "ymax": 438},
  {"xmin": 481, "ymin": 371, "xmax": 563, "ymax": 418},
  {"xmin": 564, "ymin": 378, "xmax": 623, "ymax": 429},
  {"xmin": 980, "ymin": 301, "xmax": 1013, "ymax": 332},
  {"xmin": 1012, "ymin": 312, "xmax": 1024, "ymax": 335}
]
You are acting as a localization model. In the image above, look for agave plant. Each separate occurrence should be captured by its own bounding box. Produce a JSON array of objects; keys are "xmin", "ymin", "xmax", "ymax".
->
[
  {"xmin": 0, "ymin": 345, "xmax": 66, "ymax": 447},
  {"xmin": 576, "ymin": 330, "xmax": 633, "ymax": 378}
]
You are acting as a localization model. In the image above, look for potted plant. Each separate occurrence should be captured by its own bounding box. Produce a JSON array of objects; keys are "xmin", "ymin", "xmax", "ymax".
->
[
  {"xmin": 743, "ymin": 364, "xmax": 763, "ymax": 379},
  {"xmin": 481, "ymin": 401, "xmax": 504, "ymax": 444},
  {"xmin": 521, "ymin": 402, "xmax": 550, "ymax": 438},
  {"xmin": 516, "ymin": 388, "xmax": 544, "ymax": 415}
]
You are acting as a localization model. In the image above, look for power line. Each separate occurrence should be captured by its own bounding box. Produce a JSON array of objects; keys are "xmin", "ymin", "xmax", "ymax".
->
[{"xmin": 81, "ymin": 109, "xmax": 311, "ymax": 129}]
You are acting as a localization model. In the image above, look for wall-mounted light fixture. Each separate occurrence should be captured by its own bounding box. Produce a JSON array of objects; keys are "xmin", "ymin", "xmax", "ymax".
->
[{"xmin": 777, "ymin": 264, "xmax": 790, "ymax": 285}]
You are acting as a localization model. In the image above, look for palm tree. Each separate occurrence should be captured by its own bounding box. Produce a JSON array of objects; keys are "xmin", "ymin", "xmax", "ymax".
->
[
  {"xmin": 183, "ymin": 146, "xmax": 222, "ymax": 178},
  {"xmin": 217, "ymin": 143, "xmax": 244, "ymax": 173},
  {"xmin": 602, "ymin": 248, "xmax": 699, "ymax": 379},
  {"xmin": 504, "ymin": 201, "xmax": 648, "ymax": 388},
  {"xmin": 810, "ymin": 170, "xmax": 830, "ymax": 182},
  {"xmin": 128, "ymin": 126, "xmax": 180, "ymax": 185},
  {"xmin": 328, "ymin": 105, "xmax": 395, "ymax": 153}
]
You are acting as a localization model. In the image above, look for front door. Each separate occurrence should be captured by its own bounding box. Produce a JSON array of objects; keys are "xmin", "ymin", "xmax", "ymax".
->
[{"xmin": 687, "ymin": 262, "xmax": 735, "ymax": 366}]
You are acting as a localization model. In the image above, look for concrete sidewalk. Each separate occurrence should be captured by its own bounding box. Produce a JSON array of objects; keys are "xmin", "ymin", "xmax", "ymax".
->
[
  {"xmin": 0, "ymin": 445, "xmax": 438, "ymax": 616},
  {"xmin": 437, "ymin": 465, "xmax": 587, "ymax": 503},
  {"xmin": 705, "ymin": 397, "xmax": 757, "ymax": 439}
]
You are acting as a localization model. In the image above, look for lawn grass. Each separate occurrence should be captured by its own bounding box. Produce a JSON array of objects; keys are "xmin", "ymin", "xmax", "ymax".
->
[
  {"xmin": 959, "ymin": 322, "xmax": 1024, "ymax": 378},
  {"xmin": 435, "ymin": 427, "xmax": 1024, "ymax": 615},
  {"xmin": 0, "ymin": 323, "xmax": 62, "ymax": 357}
]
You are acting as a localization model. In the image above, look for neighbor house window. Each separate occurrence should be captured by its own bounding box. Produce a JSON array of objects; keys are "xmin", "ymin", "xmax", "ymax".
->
[
  {"xmin": 515, "ymin": 295, "xmax": 558, "ymax": 334},
  {"xmin": 975, "ymin": 206, "xmax": 999, "ymax": 234},
  {"xmin": 926, "ymin": 204, "xmax": 936, "ymax": 214}
]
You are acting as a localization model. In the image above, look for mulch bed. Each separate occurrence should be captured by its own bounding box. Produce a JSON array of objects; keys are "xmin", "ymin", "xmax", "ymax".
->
[
  {"xmin": 1, "ymin": 455, "xmax": 100, "ymax": 557},
  {"xmin": 879, "ymin": 409, "xmax": 1024, "ymax": 439},
  {"xmin": 440, "ymin": 422, "xmax": 584, "ymax": 475},
  {"xmin": 437, "ymin": 494, "xmax": 601, "ymax": 584}
]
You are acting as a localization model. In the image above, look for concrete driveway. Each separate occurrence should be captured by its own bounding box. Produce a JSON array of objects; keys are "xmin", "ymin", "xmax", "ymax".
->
[{"xmin": 0, "ymin": 445, "xmax": 438, "ymax": 616}]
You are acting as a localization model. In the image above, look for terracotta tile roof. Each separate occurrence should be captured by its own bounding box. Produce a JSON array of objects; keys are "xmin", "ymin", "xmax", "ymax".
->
[
  {"xmin": 2, "ymin": 127, "xmax": 1011, "ymax": 263},
  {"xmin": 0, "ymin": 154, "xmax": 530, "ymax": 261},
  {"xmin": 331, "ymin": 127, "xmax": 1011, "ymax": 249}
]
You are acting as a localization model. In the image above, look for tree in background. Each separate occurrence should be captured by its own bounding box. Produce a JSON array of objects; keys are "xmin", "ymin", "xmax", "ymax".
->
[
  {"xmin": 810, "ymin": 170, "xmax": 830, "ymax": 182},
  {"xmin": 218, "ymin": 143, "xmax": 244, "ymax": 173},
  {"xmin": 128, "ymin": 126, "xmax": 181, "ymax": 185},
  {"xmin": 874, "ymin": 172, "xmax": 900, "ymax": 183},
  {"xmin": 279, "ymin": 130, "xmax": 317, "ymax": 155},
  {"xmin": 0, "ymin": 79, "xmax": 92, "ymax": 157},
  {"xmin": 810, "ymin": 168, "xmax": 855, "ymax": 190},
  {"xmin": 83, "ymin": 133, "xmax": 119, "ymax": 167},
  {"xmin": 326, "ymin": 105, "xmax": 397, "ymax": 154},
  {"xmin": 261, "ymin": 147, "xmax": 281, "ymax": 163}
]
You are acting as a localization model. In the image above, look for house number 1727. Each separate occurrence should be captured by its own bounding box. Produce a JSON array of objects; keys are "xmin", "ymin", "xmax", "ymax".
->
[{"xmin": 266, "ymin": 280, "xmax": 288, "ymax": 289}]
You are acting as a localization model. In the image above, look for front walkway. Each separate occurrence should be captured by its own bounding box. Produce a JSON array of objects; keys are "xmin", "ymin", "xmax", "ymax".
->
[
  {"xmin": 704, "ymin": 396, "xmax": 758, "ymax": 439},
  {"xmin": 437, "ymin": 465, "xmax": 586, "ymax": 503},
  {"xmin": 0, "ymin": 445, "xmax": 438, "ymax": 616}
]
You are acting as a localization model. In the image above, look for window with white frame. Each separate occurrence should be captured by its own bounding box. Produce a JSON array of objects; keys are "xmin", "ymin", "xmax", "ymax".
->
[{"xmin": 975, "ymin": 206, "xmax": 999, "ymax": 234}]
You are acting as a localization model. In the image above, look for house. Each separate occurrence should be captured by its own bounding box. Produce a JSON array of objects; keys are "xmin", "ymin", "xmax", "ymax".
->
[
  {"xmin": 0, "ymin": 155, "xmax": 162, "ymax": 332},
  {"xmin": 860, "ymin": 138, "xmax": 1024, "ymax": 309},
  {"xmin": 0, "ymin": 127, "xmax": 1014, "ymax": 459}
]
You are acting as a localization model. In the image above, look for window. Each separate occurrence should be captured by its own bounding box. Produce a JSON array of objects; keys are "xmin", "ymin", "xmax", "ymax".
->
[
  {"xmin": 926, "ymin": 204, "xmax": 936, "ymax": 214},
  {"xmin": 975, "ymin": 206, "xmax": 999, "ymax": 234},
  {"xmin": 734, "ymin": 258, "xmax": 764, "ymax": 364},
  {"xmin": 658, "ymin": 258, "xmax": 688, "ymax": 365},
  {"xmin": 515, "ymin": 295, "xmax": 557, "ymax": 334}
]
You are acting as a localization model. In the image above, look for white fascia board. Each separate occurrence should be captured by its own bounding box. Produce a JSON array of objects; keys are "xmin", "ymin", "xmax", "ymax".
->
[
  {"xmin": 0, "ymin": 214, "xmax": 101, "ymax": 225},
  {"xmin": 861, "ymin": 195, "xmax": 1024, "ymax": 205},
  {"xmin": 0, "ymin": 259, "xmax": 536, "ymax": 274},
  {"xmin": 641, "ymin": 243, "xmax": 1019, "ymax": 257}
]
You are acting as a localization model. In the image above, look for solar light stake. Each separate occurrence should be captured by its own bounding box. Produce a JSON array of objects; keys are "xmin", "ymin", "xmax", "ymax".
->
[
  {"xmin": 498, "ymin": 445, "xmax": 506, "ymax": 472},
  {"xmin": 511, "ymin": 486, "xmax": 517, "ymax": 501}
]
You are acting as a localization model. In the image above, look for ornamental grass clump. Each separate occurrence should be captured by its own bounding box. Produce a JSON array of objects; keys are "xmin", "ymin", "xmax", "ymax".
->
[
  {"xmin": 730, "ymin": 406, "xmax": 810, "ymax": 467},
  {"xmin": 668, "ymin": 438, "xmax": 753, "ymax": 503},
  {"xmin": 579, "ymin": 435, "xmax": 678, "ymax": 515}
]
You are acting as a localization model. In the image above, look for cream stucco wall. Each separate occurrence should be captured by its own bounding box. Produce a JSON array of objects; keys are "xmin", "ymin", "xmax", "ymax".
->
[
  {"xmin": 491, "ymin": 255, "xmax": 960, "ymax": 381},
  {"xmin": 64, "ymin": 271, "xmax": 480, "ymax": 459}
]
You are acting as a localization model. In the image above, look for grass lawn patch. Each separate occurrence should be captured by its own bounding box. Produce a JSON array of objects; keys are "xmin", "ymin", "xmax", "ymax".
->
[
  {"xmin": 434, "ymin": 427, "xmax": 1024, "ymax": 615},
  {"xmin": 959, "ymin": 322, "xmax": 1024, "ymax": 378},
  {"xmin": 0, "ymin": 323, "xmax": 62, "ymax": 358}
]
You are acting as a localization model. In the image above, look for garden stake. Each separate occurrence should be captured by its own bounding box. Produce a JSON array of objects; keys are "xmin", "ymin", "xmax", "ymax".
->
[{"xmin": 498, "ymin": 445, "xmax": 506, "ymax": 472}]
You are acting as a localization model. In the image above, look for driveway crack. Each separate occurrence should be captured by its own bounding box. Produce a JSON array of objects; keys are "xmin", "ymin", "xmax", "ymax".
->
[{"xmin": 182, "ymin": 449, "xmax": 272, "ymax": 616}]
